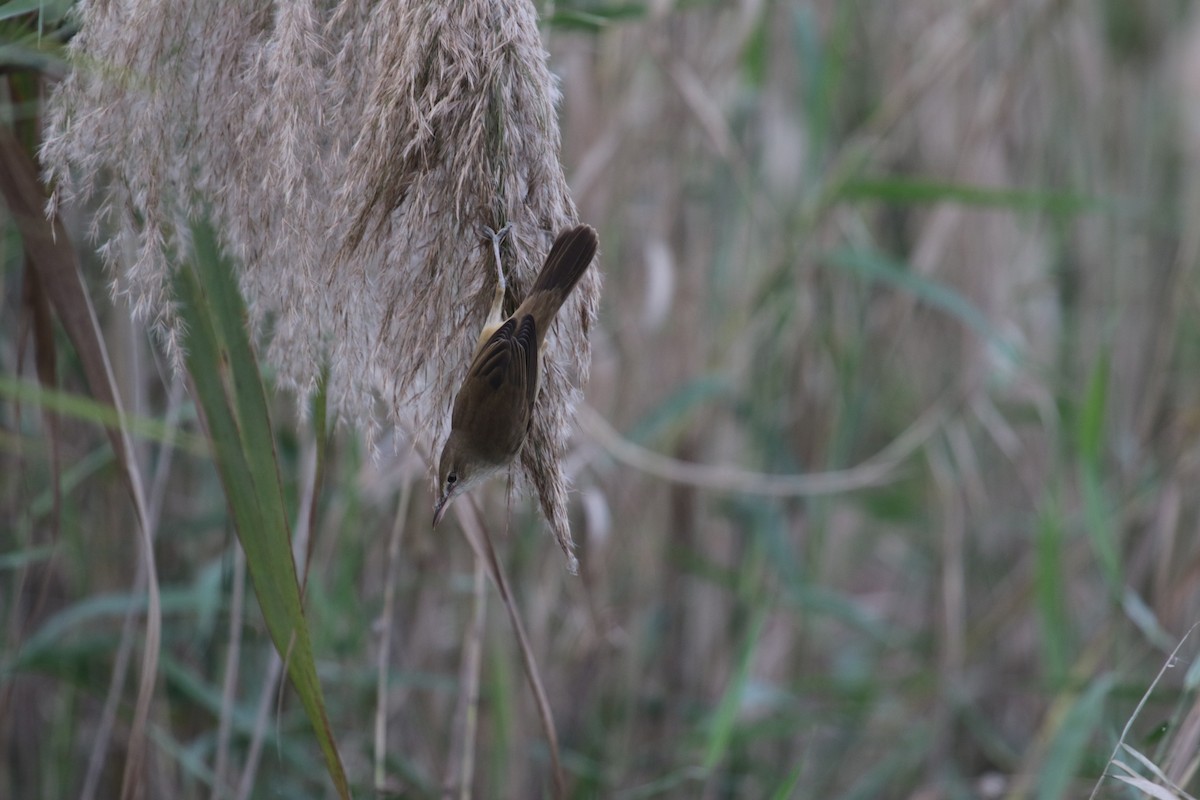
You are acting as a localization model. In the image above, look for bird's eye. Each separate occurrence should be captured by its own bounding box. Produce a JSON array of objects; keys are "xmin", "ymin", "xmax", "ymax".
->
[{"xmin": 447, "ymin": 472, "xmax": 458, "ymax": 485}]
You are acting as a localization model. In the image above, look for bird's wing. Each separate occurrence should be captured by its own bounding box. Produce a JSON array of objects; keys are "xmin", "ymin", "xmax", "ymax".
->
[
  {"xmin": 451, "ymin": 314, "xmax": 539, "ymax": 463},
  {"xmin": 513, "ymin": 314, "xmax": 539, "ymax": 412}
]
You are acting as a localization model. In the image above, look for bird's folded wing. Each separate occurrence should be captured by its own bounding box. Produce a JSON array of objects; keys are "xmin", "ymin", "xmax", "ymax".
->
[{"xmin": 451, "ymin": 314, "xmax": 539, "ymax": 462}]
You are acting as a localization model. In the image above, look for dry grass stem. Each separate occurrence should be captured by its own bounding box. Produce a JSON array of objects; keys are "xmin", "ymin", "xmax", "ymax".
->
[
  {"xmin": 452, "ymin": 497, "xmax": 566, "ymax": 799},
  {"xmin": 80, "ymin": 377, "xmax": 184, "ymax": 800},
  {"xmin": 578, "ymin": 399, "xmax": 948, "ymax": 496},
  {"xmin": 212, "ymin": 549, "xmax": 246, "ymax": 800},
  {"xmin": 0, "ymin": 128, "xmax": 164, "ymax": 800},
  {"xmin": 443, "ymin": 557, "xmax": 487, "ymax": 800},
  {"xmin": 1090, "ymin": 624, "xmax": 1200, "ymax": 800},
  {"xmin": 374, "ymin": 471, "xmax": 415, "ymax": 792},
  {"xmin": 234, "ymin": 651, "xmax": 284, "ymax": 800}
]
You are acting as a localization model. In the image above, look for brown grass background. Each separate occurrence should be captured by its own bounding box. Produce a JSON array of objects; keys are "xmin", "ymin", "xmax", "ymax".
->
[{"xmin": 6, "ymin": 1, "xmax": 1200, "ymax": 798}]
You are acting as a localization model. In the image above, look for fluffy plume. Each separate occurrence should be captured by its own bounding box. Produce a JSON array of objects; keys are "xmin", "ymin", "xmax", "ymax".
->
[{"xmin": 42, "ymin": 0, "xmax": 599, "ymax": 566}]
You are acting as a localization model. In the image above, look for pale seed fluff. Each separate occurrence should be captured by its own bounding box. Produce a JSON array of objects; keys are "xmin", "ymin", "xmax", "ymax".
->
[{"xmin": 41, "ymin": 0, "xmax": 599, "ymax": 570}]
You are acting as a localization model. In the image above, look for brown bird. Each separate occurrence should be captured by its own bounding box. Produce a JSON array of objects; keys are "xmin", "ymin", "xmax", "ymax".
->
[{"xmin": 432, "ymin": 223, "xmax": 598, "ymax": 527}]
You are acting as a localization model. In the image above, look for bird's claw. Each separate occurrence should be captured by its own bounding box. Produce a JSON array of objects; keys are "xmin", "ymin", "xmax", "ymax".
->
[
  {"xmin": 482, "ymin": 222, "xmax": 513, "ymax": 291},
  {"xmin": 481, "ymin": 222, "xmax": 513, "ymax": 245}
]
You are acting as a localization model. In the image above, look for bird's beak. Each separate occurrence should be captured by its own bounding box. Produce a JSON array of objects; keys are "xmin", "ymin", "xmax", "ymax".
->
[{"xmin": 432, "ymin": 492, "xmax": 450, "ymax": 528}]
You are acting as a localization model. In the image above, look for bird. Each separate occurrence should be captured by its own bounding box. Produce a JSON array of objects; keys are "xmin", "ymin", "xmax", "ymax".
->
[{"xmin": 432, "ymin": 222, "xmax": 598, "ymax": 527}]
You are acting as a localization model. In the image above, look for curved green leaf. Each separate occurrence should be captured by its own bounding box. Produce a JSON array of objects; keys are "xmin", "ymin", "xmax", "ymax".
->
[{"xmin": 174, "ymin": 220, "xmax": 350, "ymax": 800}]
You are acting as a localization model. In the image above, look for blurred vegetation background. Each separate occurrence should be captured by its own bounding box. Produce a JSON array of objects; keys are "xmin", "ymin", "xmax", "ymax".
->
[{"xmin": 6, "ymin": 0, "xmax": 1200, "ymax": 798}]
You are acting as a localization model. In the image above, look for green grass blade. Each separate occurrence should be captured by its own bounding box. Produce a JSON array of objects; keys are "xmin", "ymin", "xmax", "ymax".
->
[
  {"xmin": 0, "ymin": 0, "xmax": 72, "ymax": 24},
  {"xmin": 174, "ymin": 220, "xmax": 350, "ymax": 799},
  {"xmin": 1035, "ymin": 500, "xmax": 1071, "ymax": 684},
  {"xmin": 0, "ymin": 375, "xmax": 206, "ymax": 453},
  {"xmin": 1077, "ymin": 349, "xmax": 1110, "ymax": 470},
  {"xmin": 14, "ymin": 445, "xmax": 112, "ymax": 538},
  {"xmin": 1079, "ymin": 465, "xmax": 1120, "ymax": 590},
  {"xmin": 837, "ymin": 176, "xmax": 1104, "ymax": 216},
  {"xmin": 769, "ymin": 762, "xmax": 803, "ymax": 800},
  {"xmin": 0, "ymin": 545, "xmax": 55, "ymax": 571},
  {"xmin": 1187, "ymin": 654, "xmax": 1200, "ymax": 692},
  {"xmin": 1075, "ymin": 348, "xmax": 1121, "ymax": 590},
  {"xmin": 1121, "ymin": 589, "xmax": 1174, "ymax": 652},
  {"xmin": 7, "ymin": 587, "xmax": 210, "ymax": 673},
  {"xmin": 825, "ymin": 248, "xmax": 1021, "ymax": 365},
  {"xmin": 1036, "ymin": 674, "xmax": 1114, "ymax": 800},
  {"xmin": 545, "ymin": 2, "xmax": 647, "ymax": 31},
  {"xmin": 838, "ymin": 729, "xmax": 930, "ymax": 800},
  {"xmin": 702, "ymin": 610, "xmax": 767, "ymax": 772},
  {"xmin": 626, "ymin": 374, "xmax": 731, "ymax": 444}
]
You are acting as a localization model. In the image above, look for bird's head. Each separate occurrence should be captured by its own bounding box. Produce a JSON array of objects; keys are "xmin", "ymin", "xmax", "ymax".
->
[{"xmin": 432, "ymin": 431, "xmax": 489, "ymax": 527}]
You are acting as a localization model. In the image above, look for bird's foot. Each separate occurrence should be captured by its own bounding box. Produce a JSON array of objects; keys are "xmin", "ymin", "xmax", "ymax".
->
[{"xmin": 482, "ymin": 223, "xmax": 513, "ymax": 292}]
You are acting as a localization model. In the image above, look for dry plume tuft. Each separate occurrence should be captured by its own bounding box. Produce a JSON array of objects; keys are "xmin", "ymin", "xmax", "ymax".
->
[{"xmin": 42, "ymin": 0, "xmax": 599, "ymax": 565}]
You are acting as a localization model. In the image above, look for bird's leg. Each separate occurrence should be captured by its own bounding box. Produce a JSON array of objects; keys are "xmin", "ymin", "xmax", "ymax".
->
[
  {"xmin": 484, "ymin": 223, "xmax": 512, "ymax": 289},
  {"xmin": 477, "ymin": 223, "xmax": 513, "ymax": 345}
]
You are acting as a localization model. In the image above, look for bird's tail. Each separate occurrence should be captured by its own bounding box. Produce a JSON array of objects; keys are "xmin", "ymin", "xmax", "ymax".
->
[{"xmin": 529, "ymin": 223, "xmax": 598, "ymax": 302}]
